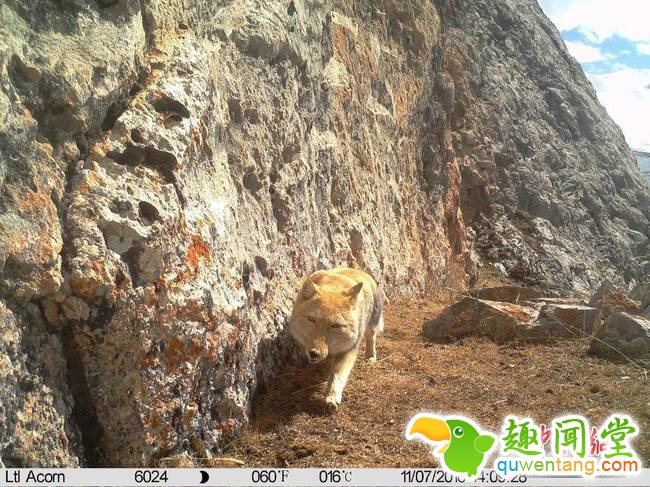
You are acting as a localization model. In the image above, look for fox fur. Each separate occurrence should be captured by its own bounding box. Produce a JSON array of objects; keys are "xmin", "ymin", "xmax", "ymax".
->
[{"xmin": 289, "ymin": 267, "xmax": 384, "ymax": 410}]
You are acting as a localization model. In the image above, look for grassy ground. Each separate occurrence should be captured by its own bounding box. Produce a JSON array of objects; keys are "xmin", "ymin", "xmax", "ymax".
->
[{"xmin": 219, "ymin": 283, "xmax": 649, "ymax": 468}]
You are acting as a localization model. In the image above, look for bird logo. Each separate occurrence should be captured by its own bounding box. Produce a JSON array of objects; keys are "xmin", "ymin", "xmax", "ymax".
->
[{"xmin": 406, "ymin": 413, "xmax": 496, "ymax": 478}]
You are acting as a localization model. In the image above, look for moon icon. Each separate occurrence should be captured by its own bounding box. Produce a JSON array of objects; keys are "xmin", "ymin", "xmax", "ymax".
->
[{"xmin": 199, "ymin": 470, "xmax": 210, "ymax": 484}]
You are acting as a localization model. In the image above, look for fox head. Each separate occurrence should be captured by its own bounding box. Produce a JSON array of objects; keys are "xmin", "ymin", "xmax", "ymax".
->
[{"xmin": 289, "ymin": 277, "xmax": 364, "ymax": 363}]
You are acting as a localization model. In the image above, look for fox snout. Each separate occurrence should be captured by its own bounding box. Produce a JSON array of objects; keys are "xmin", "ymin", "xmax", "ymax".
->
[{"xmin": 307, "ymin": 347, "xmax": 327, "ymax": 363}]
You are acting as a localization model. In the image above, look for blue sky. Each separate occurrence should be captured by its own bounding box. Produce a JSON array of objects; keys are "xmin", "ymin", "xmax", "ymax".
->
[{"xmin": 538, "ymin": 0, "xmax": 650, "ymax": 151}]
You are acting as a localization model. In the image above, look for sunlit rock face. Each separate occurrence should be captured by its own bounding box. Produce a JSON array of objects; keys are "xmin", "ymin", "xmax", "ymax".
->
[
  {"xmin": 1, "ymin": 0, "xmax": 648, "ymax": 466},
  {"xmin": 446, "ymin": 1, "xmax": 650, "ymax": 291}
]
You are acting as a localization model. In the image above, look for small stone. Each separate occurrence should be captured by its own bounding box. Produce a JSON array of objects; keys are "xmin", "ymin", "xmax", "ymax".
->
[
  {"xmin": 42, "ymin": 299, "xmax": 59, "ymax": 323},
  {"xmin": 60, "ymin": 140, "xmax": 81, "ymax": 161},
  {"xmin": 60, "ymin": 296, "xmax": 90, "ymax": 321},
  {"xmin": 294, "ymin": 448, "xmax": 312, "ymax": 459}
]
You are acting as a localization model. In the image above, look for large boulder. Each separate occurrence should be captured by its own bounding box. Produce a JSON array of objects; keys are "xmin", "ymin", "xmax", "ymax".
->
[
  {"xmin": 589, "ymin": 312, "xmax": 650, "ymax": 360},
  {"xmin": 423, "ymin": 297, "xmax": 538, "ymax": 343}
]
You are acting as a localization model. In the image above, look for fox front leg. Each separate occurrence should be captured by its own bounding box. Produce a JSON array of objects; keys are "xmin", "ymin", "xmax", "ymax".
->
[{"xmin": 325, "ymin": 347, "xmax": 358, "ymax": 411}]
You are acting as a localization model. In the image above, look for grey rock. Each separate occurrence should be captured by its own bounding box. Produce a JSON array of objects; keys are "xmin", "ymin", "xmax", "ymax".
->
[{"xmin": 589, "ymin": 312, "xmax": 650, "ymax": 360}]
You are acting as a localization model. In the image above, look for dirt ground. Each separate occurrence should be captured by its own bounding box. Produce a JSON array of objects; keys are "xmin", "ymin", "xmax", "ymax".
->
[{"xmin": 218, "ymin": 280, "xmax": 649, "ymax": 468}]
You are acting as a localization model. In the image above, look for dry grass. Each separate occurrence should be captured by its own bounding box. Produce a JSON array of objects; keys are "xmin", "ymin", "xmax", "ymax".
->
[{"xmin": 222, "ymin": 280, "xmax": 649, "ymax": 467}]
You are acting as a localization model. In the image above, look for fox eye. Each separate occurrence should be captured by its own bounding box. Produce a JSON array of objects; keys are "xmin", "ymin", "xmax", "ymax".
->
[
  {"xmin": 453, "ymin": 426, "xmax": 464, "ymax": 438},
  {"xmin": 307, "ymin": 316, "xmax": 316, "ymax": 322},
  {"xmin": 331, "ymin": 323, "xmax": 343, "ymax": 329}
]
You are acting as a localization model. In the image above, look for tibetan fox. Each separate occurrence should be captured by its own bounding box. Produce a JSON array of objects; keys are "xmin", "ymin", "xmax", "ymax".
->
[{"xmin": 289, "ymin": 267, "xmax": 384, "ymax": 410}]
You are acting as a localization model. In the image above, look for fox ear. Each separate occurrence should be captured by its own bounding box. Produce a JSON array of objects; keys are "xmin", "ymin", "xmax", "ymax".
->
[
  {"xmin": 344, "ymin": 282, "xmax": 363, "ymax": 297},
  {"xmin": 301, "ymin": 278, "xmax": 319, "ymax": 299}
]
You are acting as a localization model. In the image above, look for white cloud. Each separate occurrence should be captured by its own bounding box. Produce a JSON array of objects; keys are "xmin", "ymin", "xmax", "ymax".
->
[
  {"xmin": 564, "ymin": 41, "xmax": 612, "ymax": 63},
  {"xmin": 637, "ymin": 43, "xmax": 650, "ymax": 55},
  {"xmin": 538, "ymin": 1, "xmax": 650, "ymax": 151},
  {"xmin": 538, "ymin": 0, "xmax": 650, "ymax": 43},
  {"xmin": 587, "ymin": 68, "xmax": 650, "ymax": 150}
]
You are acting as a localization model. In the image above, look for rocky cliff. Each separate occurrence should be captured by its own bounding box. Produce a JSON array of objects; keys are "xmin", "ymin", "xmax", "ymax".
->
[{"xmin": 1, "ymin": 0, "xmax": 648, "ymax": 467}]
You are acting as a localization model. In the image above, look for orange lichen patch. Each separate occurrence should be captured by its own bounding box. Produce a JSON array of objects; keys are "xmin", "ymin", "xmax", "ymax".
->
[
  {"xmin": 16, "ymin": 190, "xmax": 53, "ymax": 216},
  {"xmin": 163, "ymin": 336, "xmax": 204, "ymax": 372},
  {"xmin": 220, "ymin": 418, "xmax": 237, "ymax": 436},
  {"xmin": 158, "ymin": 424, "xmax": 175, "ymax": 451},
  {"xmin": 141, "ymin": 355, "xmax": 159, "ymax": 368},
  {"xmin": 71, "ymin": 170, "xmax": 105, "ymax": 194},
  {"xmin": 392, "ymin": 85, "xmax": 411, "ymax": 121},
  {"xmin": 156, "ymin": 296, "xmax": 214, "ymax": 330},
  {"xmin": 144, "ymin": 412, "xmax": 161, "ymax": 431},
  {"xmin": 600, "ymin": 291, "xmax": 640, "ymax": 314},
  {"xmin": 69, "ymin": 263, "xmax": 108, "ymax": 300},
  {"xmin": 155, "ymin": 275, "xmax": 166, "ymax": 289},
  {"xmin": 441, "ymin": 165, "xmax": 465, "ymax": 255},
  {"xmin": 203, "ymin": 331, "xmax": 224, "ymax": 361},
  {"xmin": 143, "ymin": 290, "xmax": 159, "ymax": 307},
  {"xmin": 488, "ymin": 301, "xmax": 538, "ymax": 322},
  {"xmin": 79, "ymin": 182, "xmax": 96, "ymax": 194},
  {"xmin": 174, "ymin": 270, "xmax": 191, "ymax": 284},
  {"xmin": 21, "ymin": 106, "xmax": 37, "ymax": 124},
  {"xmin": 89, "ymin": 143, "xmax": 107, "ymax": 159},
  {"xmin": 329, "ymin": 21, "xmax": 353, "ymax": 62},
  {"xmin": 186, "ymin": 235, "xmax": 211, "ymax": 273},
  {"xmin": 181, "ymin": 400, "xmax": 198, "ymax": 430}
]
